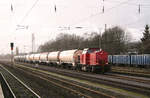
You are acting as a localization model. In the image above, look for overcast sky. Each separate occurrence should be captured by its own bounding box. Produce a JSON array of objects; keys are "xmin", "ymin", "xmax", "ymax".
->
[{"xmin": 0, "ymin": 0, "xmax": 150, "ymax": 54}]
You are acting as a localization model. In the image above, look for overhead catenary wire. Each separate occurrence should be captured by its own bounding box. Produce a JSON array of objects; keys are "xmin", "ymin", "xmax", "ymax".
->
[
  {"xmin": 139, "ymin": 4, "xmax": 141, "ymax": 14},
  {"xmin": 19, "ymin": 0, "xmax": 40, "ymax": 25},
  {"xmin": 70, "ymin": 0, "xmax": 130, "ymax": 27},
  {"xmin": 13, "ymin": 0, "xmax": 150, "ymax": 31},
  {"xmin": 54, "ymin": 4, "xmax": 57, "ymax": 13},
  {"xmin": 70, "ymin": 0, "xmax": 150, "ymax": 30},
  {"xmin": 103, "ymin": 0, "xmax": 150, "ymax": 7},
  {"xmin": 10, "ymin": 0, "xmax": 39, "ymax": 53},
  {"xmin": 11, "ymin": 4, "xmax": 13, "ymax": 12},
  {"xmin": 124, "ymin": 14, "xmax": 150, "ymax": 27}
]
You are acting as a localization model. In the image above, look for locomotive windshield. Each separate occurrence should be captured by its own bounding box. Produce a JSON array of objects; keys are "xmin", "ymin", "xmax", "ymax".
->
[{"xmin": 82, "ymin": 48, "xmax": 101, "ymax": 54}]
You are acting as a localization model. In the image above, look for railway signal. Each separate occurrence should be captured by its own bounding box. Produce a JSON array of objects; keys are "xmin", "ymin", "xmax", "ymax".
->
[
  {"xmin": 10, "ymin": 42, "xmax": 14, "ymax": 65},
  {"xmin": 10, "ymin": 42, "xmax": 14, "ymax": 50}
]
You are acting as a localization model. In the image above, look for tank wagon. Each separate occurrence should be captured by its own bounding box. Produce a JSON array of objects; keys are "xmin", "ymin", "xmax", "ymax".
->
[
  {"xmin": 25, "ymin": 54, "xmax": 30, "ymax": 63},
  {"xmin": 39, "ymin": 52, "xmax": 49, "ymax": 64},
  {"xmin": 32, "ymin": 53, "xmax": 40, "ymax": 63},
  {"xmin": 47, "ymin": 51, "xmax": 60, "ymax": 64},
  {"xmin": 29, "ymin": 54, "xmax": 35, "ymax": 63},
  {"xmin": 14, "ymin": 48, "xmax": 110, "ymax": 73},
  {"xmin": 108, "ymin": 54, "xmax": 150, "ymax": 68},
  {"xmin": 59, "ymin": 49, "xmax": 82, "ymax": 68}
]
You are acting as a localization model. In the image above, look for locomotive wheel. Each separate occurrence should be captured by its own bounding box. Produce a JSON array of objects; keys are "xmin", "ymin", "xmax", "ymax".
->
[
  {"xmin": 91, "ymin": 66, "xmax": 95, "ymax": 72},
  {"xmin": 104, "ymin": 65, "xmax": 111, "ymax": 72}
]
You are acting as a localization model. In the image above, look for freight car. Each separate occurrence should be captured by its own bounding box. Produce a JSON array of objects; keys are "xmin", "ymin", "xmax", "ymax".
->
[
  {"xmin": 108, "ymin": 54, "xmax": 150, "ymax": 68},
  {"xmin": 58, "ymin": 49, "xmax": 82, "ymax": 69},
  {"xmin": 14, "ymin": 48, "xmax": 110, "ymax": 73}
]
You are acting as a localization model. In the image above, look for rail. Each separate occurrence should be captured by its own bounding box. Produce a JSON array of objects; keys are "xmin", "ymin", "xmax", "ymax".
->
[
  {"xmin": 0, "ymin": 72, "xmax": 16, "ymax": 98},
  {"xmin": 0, "ymin": 65, "xmax": 41, "ymax": 98}
]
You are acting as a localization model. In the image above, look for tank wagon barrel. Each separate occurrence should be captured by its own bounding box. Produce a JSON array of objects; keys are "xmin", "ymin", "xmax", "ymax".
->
[
  {"xmin": 33, "ymin": 53, "xmax": 41, "ymax": 63},
  {"xmin": 29, "ymin": 54, "xmax": 34, "ymax": 63},
  {"xmin": 59, "ymin": 49, "xmax": 82, "ymax": 67},
  {"xmin": 47, "ymin": 51, "xmax": 60, "ymax": 62},
  {"xmin": 39, "ymin": 52, "xmax": 49, "ymax": 64}
]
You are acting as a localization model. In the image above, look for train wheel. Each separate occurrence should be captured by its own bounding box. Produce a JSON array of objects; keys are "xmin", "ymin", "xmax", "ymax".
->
[
  {"xmin": 91, "ymin": 66, "xmax": 95, "ymax": 73},
  {"xmin": 101, "ymin": 65, "xmax": 105, "ymax": 74},
  {"xmin": 81, "ymin": 66, "xmax": 87, "ymax": 71},
  {"xmin": 76, "ymin": 65, "xmax": 81, "ymax": 71},
  {"xmin": 104, "ymin": 65, "xmax": 111, "ymax": 72}
]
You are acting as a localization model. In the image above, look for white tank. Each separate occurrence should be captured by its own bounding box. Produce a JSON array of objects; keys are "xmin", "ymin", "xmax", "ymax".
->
[
  {"xmin": 14, "ymin": 56, "xmax": 18, "ymax": 61},
  {"xmin": 23, "ymin": 55, "xmax": 26, "ymax": 61},
  {"xmin": 26, "ymin": 54, "xmax": 30, "ymax": 62},
  {"xmin": 40, "ymin": 52, "xmax": 48, "ymax": 62},
  {"xmin": 29, "ymin": 54, "xmax": 34, "ymax": 62},
  {"xmin": 20, "ymin": 55, "xmax": 26, "ymax": 61},
  {"xmin": 19, "ymin": 55, "xmax": 23, "ymax": 61},
  {"xmin": 59, "ymin": 49, "xmax": 82, "ymax": 66},
  {"xmin": 34, "ymin": 53, "xmax": 41, "ymax": 62},
  {"xmin": 48, "ymin": 51, "xmax": 60, "ymax": 62}
]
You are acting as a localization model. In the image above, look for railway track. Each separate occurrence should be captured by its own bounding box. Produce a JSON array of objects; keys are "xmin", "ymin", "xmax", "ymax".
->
[
  {"xmin": 14, "ymin": 64, "xmax": 113, "ymax": 98},
  {"xmin": 105, "ymin": 73, "xmax": 150, "ymax": 85},
  {"xmin": 1, "ymin": 61, "xmax": 150, "ymax": 97},
  {"xmin": 0, "ymin": 64, "xmax": 40, "ymax": 98},
  {"xmin": 0, "ymin": 73, "xmax": 15, "ymax": 98},
  {"xmin": 13, "ymin": 62, "xmax": 150, "ymax": 97},
  {"xmin": 0, "ymin": 64, "xmax": 86, "ymax": 98},
  {"xmin": 111, "ymin": 66, "xmax": 150, "ymax": 77},
  {"xmin": 0, "ymin": 62, "xmax": 114, "ymax": 98}
]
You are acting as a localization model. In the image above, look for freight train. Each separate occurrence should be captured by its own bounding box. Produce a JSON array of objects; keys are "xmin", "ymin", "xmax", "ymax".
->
[
  {"xmin": 14, "ymin": 48, "xmax": 111, "ymax": 73},
  {"xmin": 108, "ymin": 54, "xmax": 150, "ymax": 68}
]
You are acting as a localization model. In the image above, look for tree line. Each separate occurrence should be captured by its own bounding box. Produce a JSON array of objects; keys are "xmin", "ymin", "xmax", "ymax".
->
[{"xmin": 38, "ymin": 25, "xmax": 150, "ymax": 54}]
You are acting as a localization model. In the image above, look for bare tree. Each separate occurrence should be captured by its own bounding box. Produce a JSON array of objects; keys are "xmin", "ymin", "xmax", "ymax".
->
[
  {"xmin": 38, "ymin": 33, "xmax": 84, "ymax": 52},
  {"xmin": 38, "ymin": 26, "xmax": 129, "ymax": 54},
  {"xmin": 101, "ymin": 26, "xmax": 128, "ymax": 54}
]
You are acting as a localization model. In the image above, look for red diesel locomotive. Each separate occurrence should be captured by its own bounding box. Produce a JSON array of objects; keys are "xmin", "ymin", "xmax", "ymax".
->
[{"xmin": 80, "ymin": 48, "xmax": 110, "ymax": 72}]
